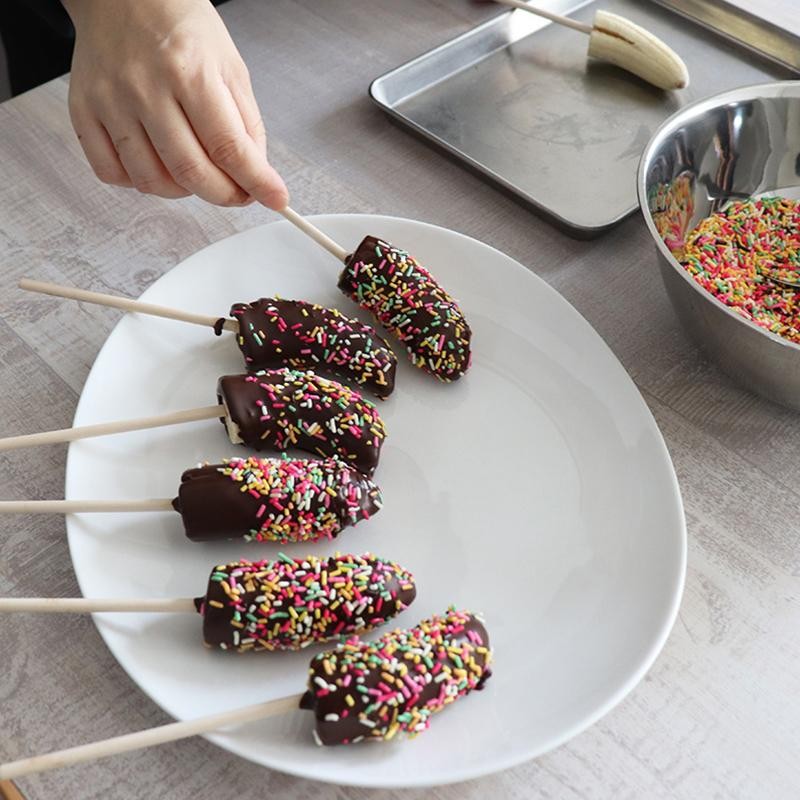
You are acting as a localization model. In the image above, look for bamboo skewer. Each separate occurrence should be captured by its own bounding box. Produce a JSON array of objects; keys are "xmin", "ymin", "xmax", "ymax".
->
[
  {"xmin": 20, "ymin": 205, "xmax": 354, "ymax": 326},
  {"xmin": 0, "ymin": 404, "xmax": 223, "ymax": 452},
  {"xmin": 489, "ymin": 0, "xmax": 690, "ymax": 90},
  {"xmin": 19, "ymin": 278, "xmax": 238, "ymax": 332},
  {"xmin": 279, "ymin": 206, "xmax": 350, "ymax": 263},
  {"xmin": 0, "ymin": 695, "xmax": 303, "ymax": 780},
  {"xmin": 494, "ymin": 0, "xmax": 591, "ymax": 32},
  {"xmin": 20, "ymin": 206, "xmax": 355, "ymax": 338},
  {"xmin": 17, "ymin": 208, "xmax": 351, "ymax": 355},
  {"xmin": 0, "ymin": 499, "xmax": 174, "ymax": 513},
  {"xmin": 0, "ymin": 597, "xmax": 195, "ymax": 613}
]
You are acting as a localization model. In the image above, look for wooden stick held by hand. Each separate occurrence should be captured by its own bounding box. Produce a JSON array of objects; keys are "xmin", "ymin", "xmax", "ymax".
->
[
  {"xmin": 0, "ymin": 404, "xmax": 224, "ymax": 452},
  {"xmin": 0, "ymin": 695, "xmax": 303, "ymax": 780},
  {"xmin": 279, "ymin": 207, "xmax": 350, "ymax": 263}
]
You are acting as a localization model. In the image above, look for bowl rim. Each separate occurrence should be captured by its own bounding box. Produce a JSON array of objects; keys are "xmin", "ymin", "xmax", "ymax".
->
[{"xmin": 636, "ymin": 79, "xmax": 800, "ymax": 355}]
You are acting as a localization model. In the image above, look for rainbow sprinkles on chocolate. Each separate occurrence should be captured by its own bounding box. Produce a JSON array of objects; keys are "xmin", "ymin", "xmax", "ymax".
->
[
  {"xmin": 174, "ymin": 456, "xmax": 382, "ymax": 543},
  {"xmin": 339, "ymin": 236, "xmax": 472, "ymax": 382},
  {"xmin": 228, "ymin": 297, "xmax": 398, "ymax": 398},
  {"xmin": 195, "ymin": 553, "xmax": 416, "ymax": 652},
  {"xmin": 217, "ymin": 368, "xmax": 387, "ymax": 477},
  {"xmin": 300, "ymin": 607, "xmax": 492, "ymax": 745}
]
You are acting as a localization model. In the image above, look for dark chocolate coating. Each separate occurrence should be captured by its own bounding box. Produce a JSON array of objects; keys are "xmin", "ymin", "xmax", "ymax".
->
[
  {"xmin": 230, "ymin": 298, "xmax": 397, "ymax": 398},
  {"xmin": 338, "ymin": 236, "xmax": 472, "ymax": 382},
  {"xmin": 193, "ymin": 554, "xmax": 416, "ymax": 652},
  {"xmin": 172, "ymin": 457, "xmax": 382, "ymax": 542},
  {"xmin": 217, "ymin": 369, "xmax": 387, "ymax": 477},
  {"xmin": 300, "ymin": 610, "xmax": 492, "ymax": 745},
  {"xmin": 174, "ymin": 466, "xmax": 258, "ymax": 542}
]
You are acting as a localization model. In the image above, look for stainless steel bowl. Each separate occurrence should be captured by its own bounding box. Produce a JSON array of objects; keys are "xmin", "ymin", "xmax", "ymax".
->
[{"xmin": 637, "ymin": 81, "xmax": 800, "ymax": 411}]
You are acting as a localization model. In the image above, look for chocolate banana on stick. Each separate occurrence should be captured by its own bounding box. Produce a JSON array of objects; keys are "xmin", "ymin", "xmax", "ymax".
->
[
  {"xmin": 176, "ymin": 456, "xmax": 381, "ymax": 542},
  {"xmin": 0, "ymin": 368, "xmax": 388, "ymax": 478},
  {"xmin": 0, "ymin": 608, "xmax": 491, "ymax": 780},
  {"xmin": 0, "ymin": 456, "xmax": 382, "ymax": 544},
  {"xmin": 338, "ymin": 236, "xmax": 472, "ymax": 381},
  {"xmin": 277, "ymin": 209, "xmax": 473, "ymax": 382},
  {"xmin": 0, "ymin": 553, "xmax": 417, "ymax": 652},
  {"xmin": 218, "ymin": 369, "xmax": 386, "ymax": 476},
  {"xmin": 301, "ymin": 607, "xmax": 492, "ymax": 744},
  {"xmin": 18, "ymin": 280, "xmax": 398, "ymax": 398},
  {"xmin": 228, "ymin": 297, "xmax": 396, "ymax": 397}
]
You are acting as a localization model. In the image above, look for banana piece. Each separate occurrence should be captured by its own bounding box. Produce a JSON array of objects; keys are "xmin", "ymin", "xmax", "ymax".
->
[{"xmin": 588, "ymin": 10, "xmax": 689, "ymax": 90}]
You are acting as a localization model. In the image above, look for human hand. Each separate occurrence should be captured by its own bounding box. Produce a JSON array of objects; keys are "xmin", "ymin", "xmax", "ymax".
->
[{"xmin": 63, "ymin": 0, "xmax": 288, "ymax": 208}]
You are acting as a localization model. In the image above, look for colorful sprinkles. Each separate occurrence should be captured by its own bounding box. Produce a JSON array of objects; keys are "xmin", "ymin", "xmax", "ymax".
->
[
  {"xmin": 196, "ymin": 553, "xmax": 416, "ymax": 652},
  {"xmin": 219, "ymin": 368, "xmax": 387, "ymax": 476},
  {"xmin": 216, "ymin": 456, "xmax": 381, "ymax": 543},
  {"xmin": 338, "ymin": 236, "xmax": 472, "ymax": 381},
  {"xmin": 302, "ymin": 607, "xmax": 492, "ymax": 745},
  {"xmin": 674, "ymin": 197, "xmax": 800, "ymax": 343},
  {"xmin": 230, "ymin": 298, "xmax": 397, "ymax": 398}
]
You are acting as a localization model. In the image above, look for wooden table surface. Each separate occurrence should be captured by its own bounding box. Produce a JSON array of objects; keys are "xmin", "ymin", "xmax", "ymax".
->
[{"xmin": 1, "ymin": 2, "xmax": 799, "ymax": 798}]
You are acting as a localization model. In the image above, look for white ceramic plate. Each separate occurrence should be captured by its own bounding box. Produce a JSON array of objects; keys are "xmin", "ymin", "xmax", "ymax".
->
[{"xmin": 65, "ymin": 215, "xmax": 685, "ymax": 788}]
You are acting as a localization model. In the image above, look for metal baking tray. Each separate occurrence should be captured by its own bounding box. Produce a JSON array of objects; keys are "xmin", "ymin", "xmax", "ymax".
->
[{"xmin": 369, "ymin": 0, "xmax": 798, "ymax": 237}]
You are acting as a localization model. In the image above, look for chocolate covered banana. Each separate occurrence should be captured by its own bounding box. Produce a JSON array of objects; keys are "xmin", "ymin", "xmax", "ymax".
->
[
  {"xmin": 226, "ymin": 297, "xmax": 397, "ymax": 398},
  {"xmin": 0, "ymin": 609, "xmax": 492, "ymax": 777},
  {"xmin": 218, "ymin": 368, "xmax": 387, "ymax": 476},
  {"xmin": 300, "ymin": 607, "xmax": 492, "ymax": 745},
  {"xmin": 196, "ymin": 554, "xmax": 416, "ymax": 652},
  {"xmin": 1, "ymin": 554, "xmax": 415, "ymax": 654},
  {"xmin": 338, "ymin": 237, "xmax": 472, "ymax": 382},
  {"xmin": 175, "ymin": 456, "xmax": 381, "ymax": 543},
  {"xmin": 0, "ymin": 456, "xmax": 382, "ymax": 544}
]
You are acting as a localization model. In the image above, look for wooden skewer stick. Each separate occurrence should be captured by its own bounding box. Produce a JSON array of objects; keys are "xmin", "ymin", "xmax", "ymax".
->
[
  {"xmin": 0, "ymin": 499, "xmax": 174, "ymax": 513},
  {"xmin": 493, "ymin": 0, "xmax": 591, "ymax": 32},
  {"xmin": 0, "ymin": 695, "xmax": 303, "ymax": 780},
  {"xmin": 489, "ymin": 0, "xmax": 690, "ymax": 90},
  {"xmin": 18, "ymin": 278, "xmax": 239, "ymax": 333},
  {"xmin": 0, "ymin": 597, "xmax": 196, "ymax": 613},
  {"xmin": 21, "ymin": 207, "xmax": 356, "ymax": 329},
  {"xmin": 0, "ymin": 404, "xmax": 224, "ymax": 452},
  {"xmin": 279, "ymin": 206, "xmax": 350, "ymax": 263}
]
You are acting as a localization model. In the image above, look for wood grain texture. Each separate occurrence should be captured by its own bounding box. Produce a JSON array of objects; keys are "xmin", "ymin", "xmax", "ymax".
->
[{"xmin": 0, "ymin": 1, "xmax": 798, "ymax": 798}]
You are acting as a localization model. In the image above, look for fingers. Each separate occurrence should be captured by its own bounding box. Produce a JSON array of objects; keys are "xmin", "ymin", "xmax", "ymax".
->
[
  {"xmin": 227, "ymin": 69, "xmax": 267, "ymax": 155},
  {"xmin": 72, "ymin": 96, "xmax": 190, "ymax": 199},
  {"xmin": 69, "ymin": 103, "xmax": 132, "ymax": 188},
  {"xmin": 178, "ymin": 73, "xmax": 289, "ymax": 210},
  {"xmin": 138, "ymin": 98, "xmax": 250, "ymax": 206},
  {"xmin": 69, "ymin": 66, "xmax": 288, "ymax": 209},
  {"xmin": 104, "ymin": 120, "xmax": 191, "ymax": 199}
]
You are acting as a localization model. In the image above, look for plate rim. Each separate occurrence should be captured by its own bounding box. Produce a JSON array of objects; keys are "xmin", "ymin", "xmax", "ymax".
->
[{"xmin": 65, "ymin": 213, "xmax": 687, "ymax": 787}]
